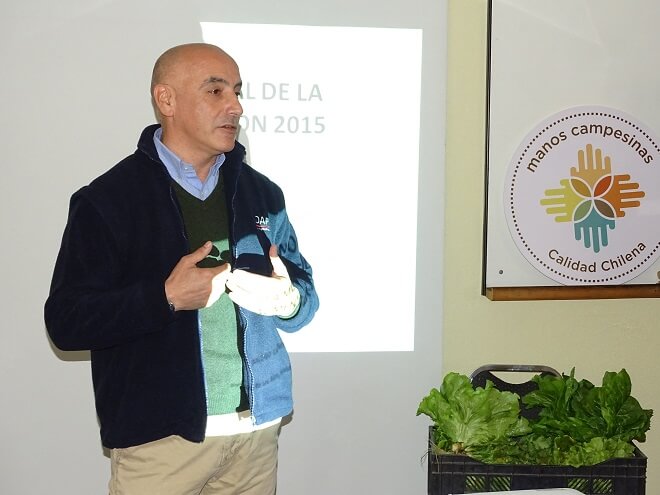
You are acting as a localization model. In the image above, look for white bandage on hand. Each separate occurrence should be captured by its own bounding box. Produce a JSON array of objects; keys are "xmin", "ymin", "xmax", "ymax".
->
[
  {"xmin": 226, "ymin": 270, "xmax": 300, "ymax": 317},
  {"xmin": 225, "ymin": 246, "xmax": 301, "ymax": 317}
]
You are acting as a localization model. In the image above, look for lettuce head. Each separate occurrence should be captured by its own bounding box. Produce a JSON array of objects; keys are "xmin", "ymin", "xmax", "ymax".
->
[{"xmin": 417, "ymin": 372, "xmax": 530, "ymax": 459}]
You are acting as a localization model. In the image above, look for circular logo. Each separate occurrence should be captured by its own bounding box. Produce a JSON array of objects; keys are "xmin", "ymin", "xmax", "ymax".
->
[{"xmin": 505, "ymin": 106, "xmax": 660, "ymax": 285}]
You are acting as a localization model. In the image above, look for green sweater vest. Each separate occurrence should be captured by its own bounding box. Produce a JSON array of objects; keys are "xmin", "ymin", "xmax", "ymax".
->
[{"xmin": 172, "ymin": 180, "xmax": 246, "ymax": 415}]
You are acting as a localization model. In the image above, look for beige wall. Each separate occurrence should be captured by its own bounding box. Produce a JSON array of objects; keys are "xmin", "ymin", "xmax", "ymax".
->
[{"xmin": 444, "ymin": 0, "xmax": 659, "ymax": 492}]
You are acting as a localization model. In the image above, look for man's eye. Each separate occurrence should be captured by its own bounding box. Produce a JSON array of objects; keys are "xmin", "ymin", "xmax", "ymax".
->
[{"xmin": 208, "ymin": 88, "xmax": 221, "ymax": 95}]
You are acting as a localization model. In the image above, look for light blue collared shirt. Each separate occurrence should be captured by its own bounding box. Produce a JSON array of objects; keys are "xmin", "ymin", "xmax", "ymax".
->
[{"xmin": 153, "ymin": 127, "xmax": 225, "ymax": 200}]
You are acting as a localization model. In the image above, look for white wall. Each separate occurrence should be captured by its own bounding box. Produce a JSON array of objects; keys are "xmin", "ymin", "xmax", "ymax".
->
[{"xmin": 0, "ymin": 1, "xmax": 446, "ymax": 494}]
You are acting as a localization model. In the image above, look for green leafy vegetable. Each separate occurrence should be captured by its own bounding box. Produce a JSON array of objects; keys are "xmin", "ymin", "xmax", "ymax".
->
[
  {"xmin": 416, "ymin": 372, "xmax": 530, "ymax": 461},
  {"xmin": 521, "ymin": 368, "xmax": 652, "ymax": 466},
  {"xmin": 418, "ymin": 368, "xmax": 653, "ymax": 467}
]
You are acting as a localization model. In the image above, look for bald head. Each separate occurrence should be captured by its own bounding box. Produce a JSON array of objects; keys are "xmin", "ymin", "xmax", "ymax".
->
[
  {"xmin": 150, "ymin": 43, "xmax": 238, "ymax": 123},
  {"xmin": 151, "ymin": 43, "xmax": 236, "ymax": 94},
  {"xmin": 149, "ymin": 43, "xmax": 243, "ymax": 169}
]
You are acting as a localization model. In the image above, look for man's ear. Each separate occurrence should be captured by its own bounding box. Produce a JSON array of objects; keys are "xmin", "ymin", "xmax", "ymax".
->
[{"xmin": 153, "ymin": 84, "xmax": 175, "ymax": 118}]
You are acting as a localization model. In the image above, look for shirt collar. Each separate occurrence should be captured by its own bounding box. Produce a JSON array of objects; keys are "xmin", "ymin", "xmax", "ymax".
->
[{"xmin": 153, "ymin": 127, "xmax": 226, "ymax": 182}]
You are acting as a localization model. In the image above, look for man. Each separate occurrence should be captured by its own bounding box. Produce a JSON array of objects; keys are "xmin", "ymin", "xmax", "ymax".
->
[{"xmin": 45, "ymin": 43, "xmax": 319, "ymax": 494}]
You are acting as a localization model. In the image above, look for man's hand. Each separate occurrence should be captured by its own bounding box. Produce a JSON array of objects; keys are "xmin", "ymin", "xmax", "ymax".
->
[
  {"xmin": 226, "ymin": 245, "xmax": 301, "ymax": 317},
  {"xmin": 165, "ymin": 241, "xmax": 232, "ymax": 311}
]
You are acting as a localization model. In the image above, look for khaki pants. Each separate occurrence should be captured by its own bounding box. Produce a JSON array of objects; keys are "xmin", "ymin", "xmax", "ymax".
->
[{"xmin": 109, "ymin": 425, "xmax": 280, "ymax": 495}]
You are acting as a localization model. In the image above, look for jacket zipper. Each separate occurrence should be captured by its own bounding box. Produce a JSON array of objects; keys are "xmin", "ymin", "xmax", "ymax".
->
[
  {"xmin": 229, "ymin": 180, "xmax": 256, "ymax": 422},
  {"xmin": 168, "ymin": 185, "xmax": 210, "ymax": 413}
]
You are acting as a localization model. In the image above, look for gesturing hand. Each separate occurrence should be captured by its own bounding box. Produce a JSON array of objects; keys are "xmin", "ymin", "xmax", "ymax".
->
[
  {"xmin": 226, "ymin": 245, "xmax": 301, "ymax": 317},
  {"xmin": 165, "ymin": 241, "xmax": 232, "ymax": 311}
]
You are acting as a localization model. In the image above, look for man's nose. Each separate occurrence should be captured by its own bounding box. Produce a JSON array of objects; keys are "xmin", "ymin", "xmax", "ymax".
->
[{"xmin": 229, "ymin": 94, "xmax": 243, "ymax": 117}]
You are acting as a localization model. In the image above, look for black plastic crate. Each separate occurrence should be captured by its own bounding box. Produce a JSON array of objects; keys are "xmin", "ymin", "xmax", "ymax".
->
[{"xmin": 428, "ymin": 428, "xmax": 647, "ymax": 495}]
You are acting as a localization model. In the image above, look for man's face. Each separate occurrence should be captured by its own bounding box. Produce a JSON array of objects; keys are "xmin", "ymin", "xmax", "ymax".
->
[{"xmin": 169, "ymin": 48, "xmax": 244, "ymax": 160}]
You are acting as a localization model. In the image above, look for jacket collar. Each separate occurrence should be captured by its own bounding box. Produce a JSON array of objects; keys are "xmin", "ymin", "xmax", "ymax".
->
[{"xmin": 136, "ymin": 124, "xmax": 247, "ymax": 176}]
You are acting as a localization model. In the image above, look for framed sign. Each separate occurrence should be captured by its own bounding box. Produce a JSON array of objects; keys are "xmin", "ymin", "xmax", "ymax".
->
[{"xmin": 483, "ymin": 0, "xmax": 660, "ymax": 300}]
